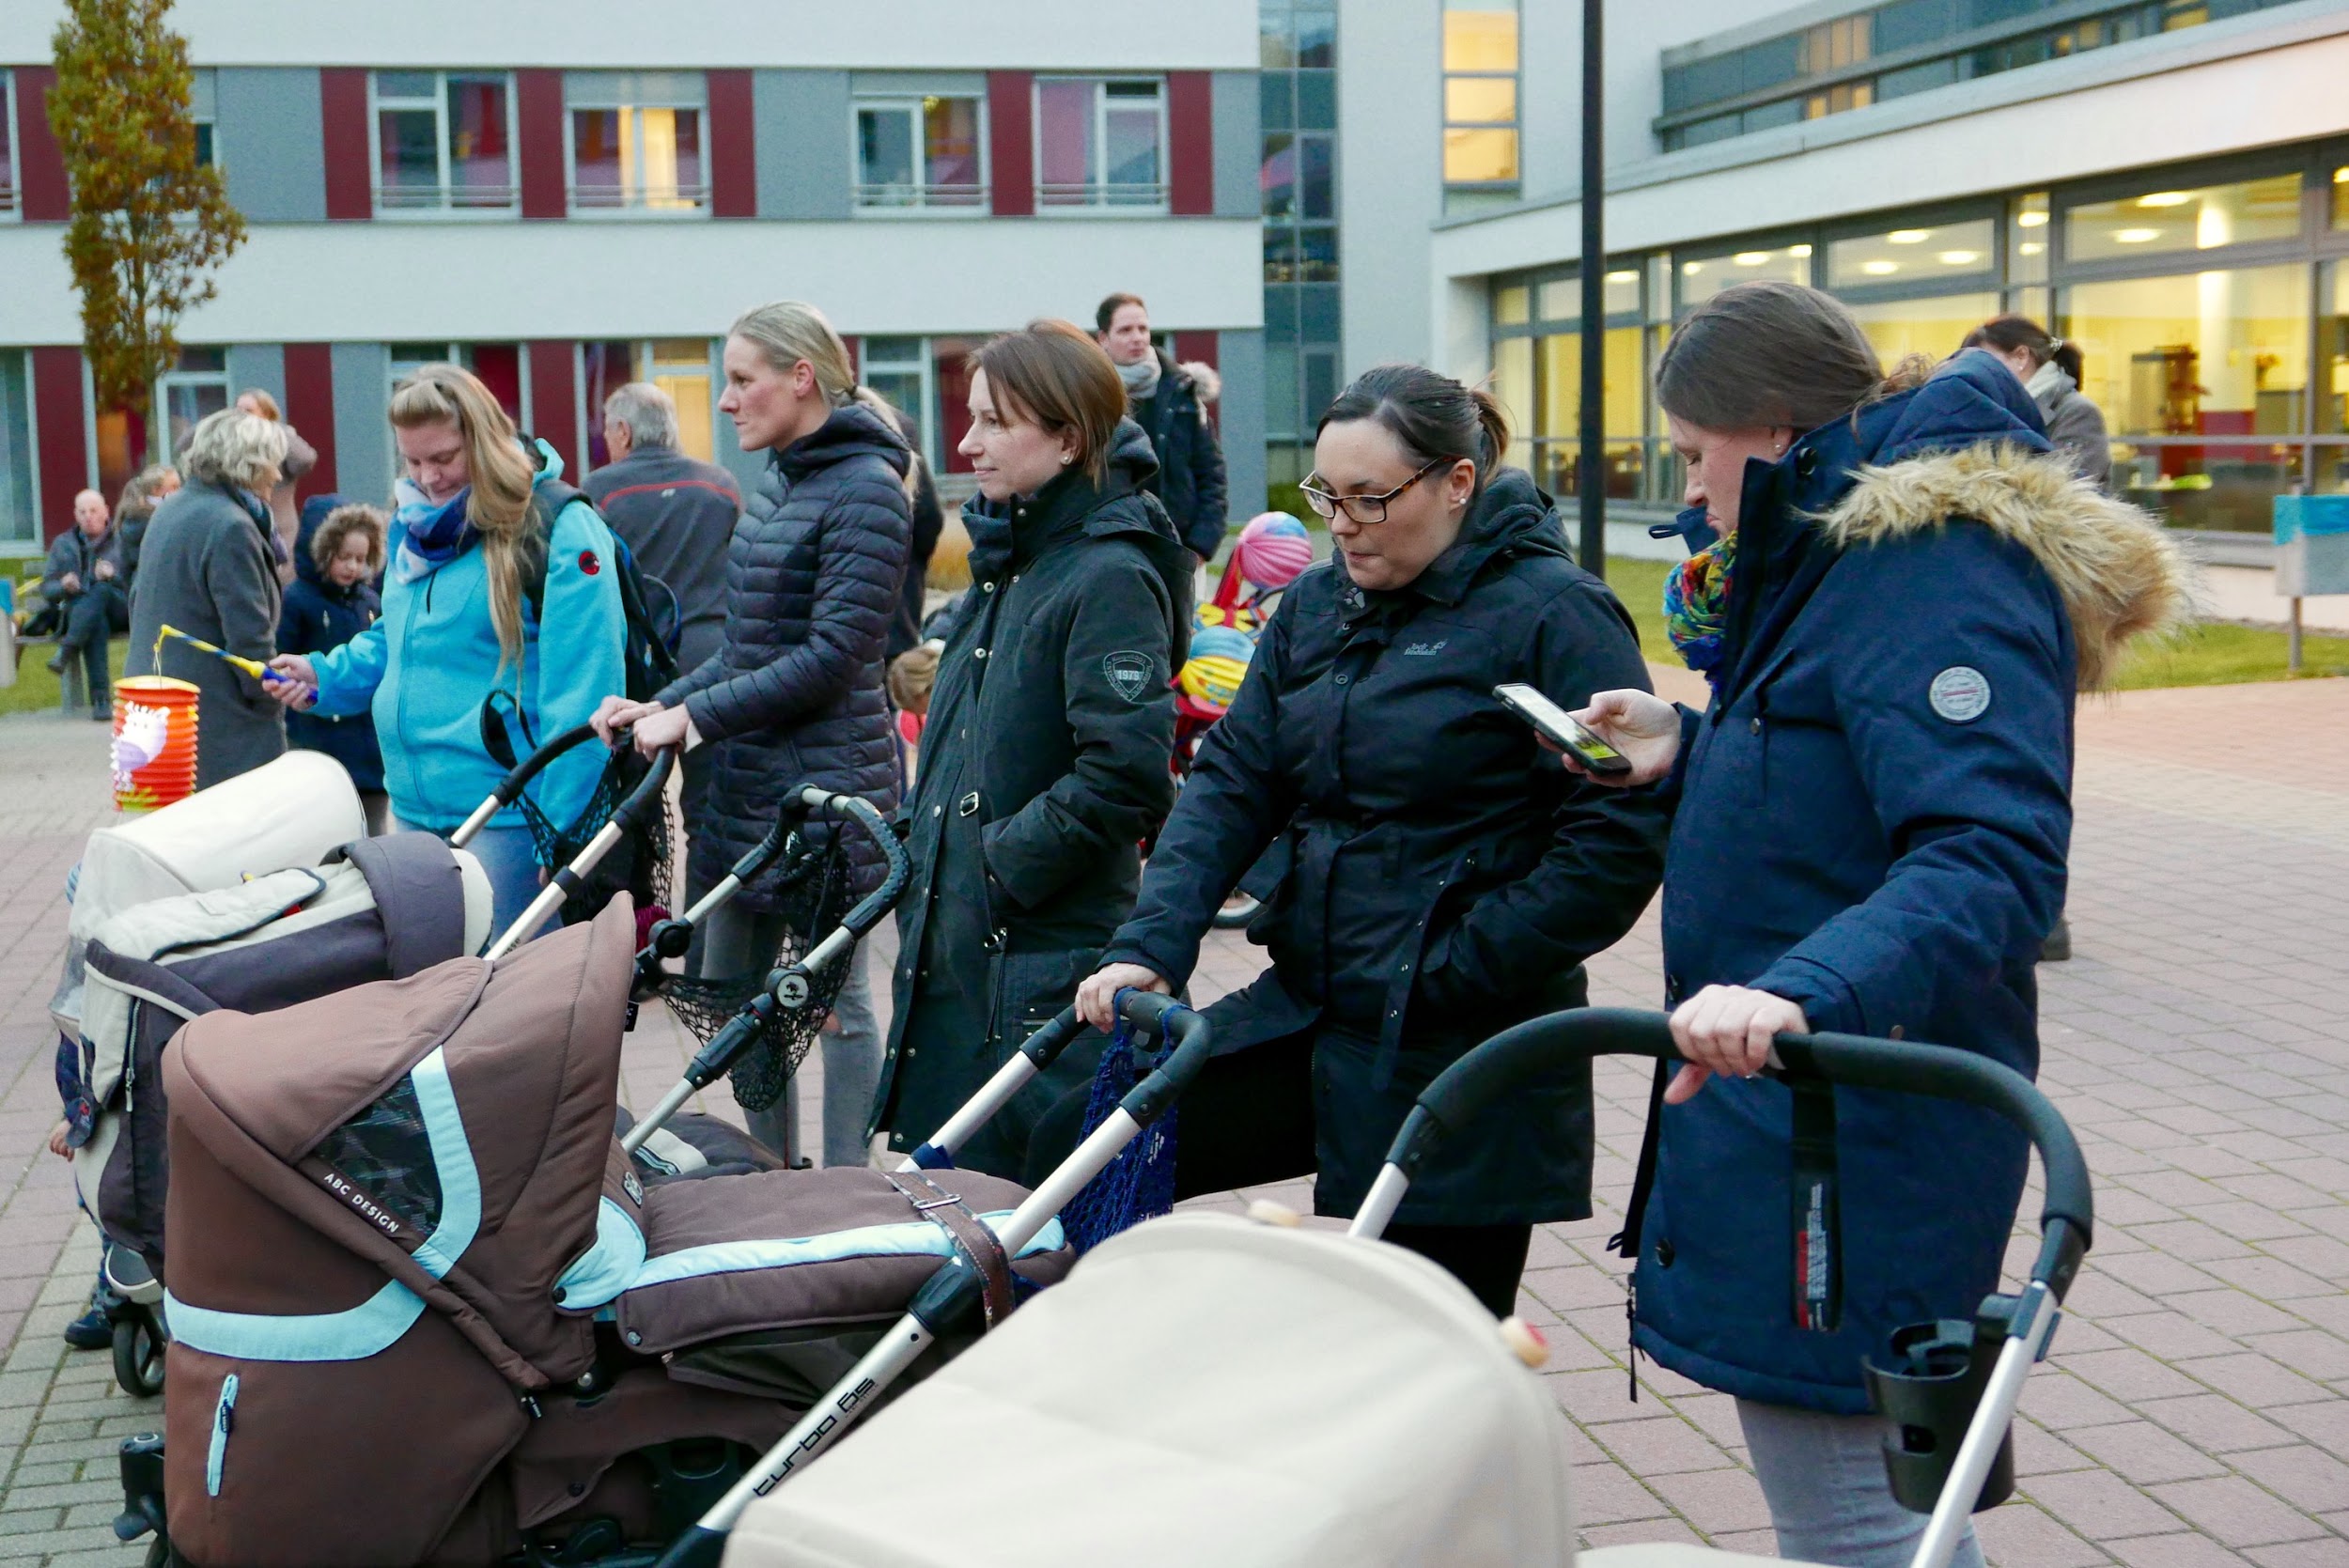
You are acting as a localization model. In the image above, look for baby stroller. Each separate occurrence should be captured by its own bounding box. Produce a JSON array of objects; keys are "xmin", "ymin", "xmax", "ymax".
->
[
  {"xmin": 114, "ymin": 801, "xmax": 1213, "ymax": 1568},
  {"xmin": 727, "ymin": 1008, "xmax": 2093, "ymax": 1568},
  {"xmin": 70, "ymin": 730, "xmax": 670, "ymax": 1401}
]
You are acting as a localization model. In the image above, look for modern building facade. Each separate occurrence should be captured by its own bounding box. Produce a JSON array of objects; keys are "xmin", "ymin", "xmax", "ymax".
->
[
  {"xmin": 0, "ymin": 0, "xmax": 1265, "ymax": 555},
  {"xmin": 1413, "ymin": 0, "xmax": 2349, "ymax": 555}
]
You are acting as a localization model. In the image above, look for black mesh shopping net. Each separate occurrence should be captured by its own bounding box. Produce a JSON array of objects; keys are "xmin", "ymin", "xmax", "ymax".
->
[
  {"xmin": 658, "ymin": 827, "xmax": 854, "ymax": 1113},
  {"xmin": 518, "ymin": 747, "xmax": 675, "ymax": 930}
]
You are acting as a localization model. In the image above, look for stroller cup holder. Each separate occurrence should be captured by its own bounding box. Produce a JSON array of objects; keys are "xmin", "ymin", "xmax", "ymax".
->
[{"xmin": 1863, "ymin": 1292, "xmax": 2022, "ymax": 1515}]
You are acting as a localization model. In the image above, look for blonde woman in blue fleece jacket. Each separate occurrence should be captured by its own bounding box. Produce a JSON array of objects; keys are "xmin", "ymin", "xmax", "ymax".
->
[{"xmin": 270, "ymin": 365, "xmax": 626, "ymax": 938}]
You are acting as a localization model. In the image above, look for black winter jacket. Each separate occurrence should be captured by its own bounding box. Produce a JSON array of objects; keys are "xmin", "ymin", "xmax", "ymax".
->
[
  {"xmin": 1132, "ymin": 350, "xmax": 1229, "ymax": 560},
  {"xmin": 874, "ymin": 422, "xmax": 1190, "ymax": 1163},
  {"xmin": 658, "ymin": 402, "xmax": 911, "ymax": 905},
  {"xmin": 1102, "ymin": 469, "xmax": 1672, "ymax": 1223},
  {"xmin": 583, "ymin": 446, "xmax": 742, "ymax": 676}
]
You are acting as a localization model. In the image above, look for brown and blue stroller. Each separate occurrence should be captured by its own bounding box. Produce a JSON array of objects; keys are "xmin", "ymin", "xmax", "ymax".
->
[{"xmin": 108, "ymin": 780, "xmax": 1211, "ymax": 1567}]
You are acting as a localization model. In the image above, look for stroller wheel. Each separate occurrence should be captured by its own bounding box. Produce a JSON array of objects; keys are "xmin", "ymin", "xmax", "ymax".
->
[
  {"xmin": 112, "ymin": 1310, "xmax": 165, "ymax": 1399},
  {"xmin": 1211, "ymin": 892, "xmax": 1261, "ymax": 930}
]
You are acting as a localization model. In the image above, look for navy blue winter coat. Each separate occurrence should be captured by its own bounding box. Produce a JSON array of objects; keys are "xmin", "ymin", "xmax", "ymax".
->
[
  {"xmin": 1632, "ymin": 351, "xmax": 2186, "ymax": 1412},
  {"xmin": 277, "ymin": 496, "xmax": 385, "ymax": 793}
]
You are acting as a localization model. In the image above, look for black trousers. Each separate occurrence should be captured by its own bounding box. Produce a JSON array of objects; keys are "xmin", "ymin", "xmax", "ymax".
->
[
  {"xmin": 58, "ymin": 583, "xmax": 126, "ymax": 702},
  {"xmin": 1027, "ymin": 1031, "xmax": 1532, "ymax": 1316}
]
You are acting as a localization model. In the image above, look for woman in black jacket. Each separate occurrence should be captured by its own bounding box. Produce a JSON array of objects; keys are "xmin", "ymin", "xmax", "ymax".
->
[
  {"xmin": 1074, "ymin": 365, "xmax": 1671, "ymax": 1314},
  {"xmin": 872, "ymin": 320, "xmax": 1190, "ymax": 1176},
  {"xmin": 598, "ymin": 300, "xmax": 911, "ymax": 1168}
]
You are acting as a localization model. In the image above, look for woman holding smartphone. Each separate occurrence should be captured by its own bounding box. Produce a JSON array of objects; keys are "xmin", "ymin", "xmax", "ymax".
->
[
  {"xmin": 1069, "ymin": 363, "xmax": 1671, "ymax": 1315},
  {"xmin": 1567, "ymin": 281, "xmax": 2184, "ymax": 1567}
]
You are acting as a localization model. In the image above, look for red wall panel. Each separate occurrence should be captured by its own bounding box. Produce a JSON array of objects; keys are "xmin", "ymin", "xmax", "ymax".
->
[
  {"xmin": 707, "ymin": 70, "xmax": 755, "ymax": 219},
  {"xmin": 526, "ymin": 342, "xmax": 578, "ymax": 476},
  {"xmin": 986, "ymin": 72, "xmax": 1034, "ymax": 218},
  {"xmin": 1166, "ymin": 71, "xmax": 1213, "ymax": 218},
  {"xmin": 1172, "ymin": 332, "xmax": 1220, "ymax": 371},
  {"xmin": 517, "ymin": 69, "xmax": 566, "ymax": 220},
  {"xmin": 283, "ymin": 344, "xmax": 338, "ymax": 501},
  {"xmin": 30, "ymin": 348, "xmax": 89, "ymax": 543},
  {"xmin": 14, "ymin": 67, "xmax": 70, "ymax": 222},
  {"xmin": 319, "ymin": 68, "xmax": 373, "ymax": 220}
]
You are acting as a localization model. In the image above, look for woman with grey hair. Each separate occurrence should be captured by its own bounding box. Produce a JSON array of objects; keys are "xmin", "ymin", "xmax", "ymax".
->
[{"xmin": 125, "ymin": 407, "xmax": 292, "ymax": 787}]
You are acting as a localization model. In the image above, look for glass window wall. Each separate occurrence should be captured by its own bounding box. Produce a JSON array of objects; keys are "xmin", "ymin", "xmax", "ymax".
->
[
  {"xmin": 1679, "ymin": 243, "xmax": 1812, "ymax": 308},
  {"xmin": 372, "ymin": 71, "xmax": 516, "ymax": 214},
  {"xmin": 1443, "ymin": 0, "xmax": 1519, "ymax": 209},
  {"xmin": 159, "ymin": 349, "xmax": 228, "ymax": 467},
  {"xmin": 1035, "ymin": 79, "xmax": 1165, "ymax": 210},
  {"xmin": 568, "ymin": 73, "xmax": 708, "ymax": 214},
  {"xmin": 0, "ymin": 71, "xmax": 14, "ymax": 217},
  {"xmin": 0, "ymin": 350, "xmax": 33, "ymax": 552},
  {"xmin": 855, "ymin": 95, "xmax": 985, "ymax": 211},
  {"xmin": 2065, "ymin": 173, "xmax": 2300, "ymax": 264},
  {"xmin": 1828, "ymin": 218, "xmax": 1996, "ymax": 290}
]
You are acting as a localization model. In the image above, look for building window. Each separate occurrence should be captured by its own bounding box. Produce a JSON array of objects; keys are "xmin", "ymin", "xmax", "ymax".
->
[
  {"xmin": 0, "ymin": 70, "xmax": 15, "ymax": 217},
  {"xmin": 158, "ymin": 349, "xmax": 229, "ymax": 466},
  {"xmin": 372, "ymin": 70, "xmax": 517, "ymax": 214},
  {"xmin": 2064, "ymin": 171, "xmax": 2301, "ymax": 264},
  {"xmin": 1826, "ymin": 217, "xmax": 1996, "ymax": 290},
  {"xmin": 583, "ymin": 339, "xmax": 717, "ymax": 466},
  {"xmin": 191, "ymin": 68, "xmax": 216, "ymax": 170},
  {"xmin": 854, "ymin": 95, "xmax": 986, "ymax": 210},
  {"xmin": 860, "ymin": 337, "xmax": 935, "ymax": 464},
  {"xmin": 0, "ymin": 350, "xmax": 33, "ymax": 551},
  {"xmin": 387, "ymin": 344, "xmax": 525, "ymax": 427},
  {"xmin": 1034, "ymin": 78, "xmax": 1165, "ymax": 210},
  {"xmin": 1443, "ymin": 0, "xmax": 1519, "ymax": 207},
  {"xmin": 1677, "ymin": 242, "xmax": 1813, "ymax": 310},
  {"xmin": 567, "ymin": 73, "xmax": 707, "ymax": 215}
]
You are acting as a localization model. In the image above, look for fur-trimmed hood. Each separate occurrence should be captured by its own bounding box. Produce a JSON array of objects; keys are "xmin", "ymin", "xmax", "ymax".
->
[{"xmin": 1819, "ymin": 440, "xmax": 2193, "ymax": 690}]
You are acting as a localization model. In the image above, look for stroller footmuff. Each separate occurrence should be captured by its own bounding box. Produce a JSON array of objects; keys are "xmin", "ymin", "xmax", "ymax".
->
[{"xmin": 154, "ymin": 897, "xmax": 1074, "ymax": 1568}]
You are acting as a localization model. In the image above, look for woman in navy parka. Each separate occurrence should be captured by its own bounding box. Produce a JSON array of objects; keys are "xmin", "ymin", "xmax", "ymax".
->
[{"xmin": 1569, "ymin": 283, "xmax": 2186, "ymax": 1567}]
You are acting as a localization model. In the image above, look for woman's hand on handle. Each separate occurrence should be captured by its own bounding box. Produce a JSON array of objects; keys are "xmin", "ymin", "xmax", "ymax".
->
[
  {"xmin": 1665, "ymin": 986, "xmax": 1809, "ymax": 1105},
  {"xmin": 1075, "ymin": 964, "xmax": 1172, "ymax": 1032},
  {"xmin": 590, "ymin": 693, "xmax": 659, "ymax": 745},
  {"xmin": 1564, "ymin": 690, "xmax": 1683, "ymax": 787},
  {"xmin": 626, "ymin": 702, "xmax": 692, "ymax": 758}
]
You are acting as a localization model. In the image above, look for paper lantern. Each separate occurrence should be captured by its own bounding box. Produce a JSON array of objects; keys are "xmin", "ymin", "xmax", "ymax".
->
[{"xmin": 112, "ymin": 676, "xmax": 200, "ymax": 814}]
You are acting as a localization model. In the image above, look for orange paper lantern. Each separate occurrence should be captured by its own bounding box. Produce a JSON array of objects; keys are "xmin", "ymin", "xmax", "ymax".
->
[{"xmin": 112, "ymin": 676, "xmax": 200, "ymax": 813}]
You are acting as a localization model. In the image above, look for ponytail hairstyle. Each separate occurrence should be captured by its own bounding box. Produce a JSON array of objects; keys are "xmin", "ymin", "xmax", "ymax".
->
[
  {"xmin": 387, "ymin": 364, "xmax": 539, "ymax": 673},
  {"xmin": 1315, "ymin": 363, "xmax": 1511, "ymax": 495},
  {"xmin": 728, "ymin": 300, "xmax": 859, "ymax": 410},
  {"xmin": 852, "ymin": 385, "xmax": 928, "ymax": 506},
  {"xmin": 1961, "ymin": 313, "xmax": 2084, "ymax": 384},
  {"xmin": 1656, "ymin": 280, "xmax": 1904, "ymax": 435}
]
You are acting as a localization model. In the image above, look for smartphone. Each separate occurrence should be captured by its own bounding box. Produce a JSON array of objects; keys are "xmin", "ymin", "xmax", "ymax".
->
[{"xmin": 1493, "ymin": 683, "xmax": 1634, "ymax": 776}]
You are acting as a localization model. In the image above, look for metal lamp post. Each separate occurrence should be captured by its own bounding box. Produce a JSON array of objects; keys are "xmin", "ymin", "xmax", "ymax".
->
[{"xmin": 1577, "ymin": 0, "xmax": 1607, "ymax": 580}]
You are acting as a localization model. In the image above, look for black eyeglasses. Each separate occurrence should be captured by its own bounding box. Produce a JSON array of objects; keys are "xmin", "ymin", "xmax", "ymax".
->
[{"xmin": 1299, "ymin": 458, "xmax": 1451, "ymax": 525}]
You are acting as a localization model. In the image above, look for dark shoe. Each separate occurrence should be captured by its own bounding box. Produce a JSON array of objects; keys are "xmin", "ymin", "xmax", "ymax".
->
[
  {"xmin": 91, "ymin": 705, "xmax": 112, "ymax": 722},
  {"xmin": 64, "ymin": 1302, "xmax": 112, "ymax": 1350},
  {"xmin": 44, "ymin": 649, "xmax": 65, "ymax": 675},
  {"xmin": 2040, "ymin": 915, "xmax": 2072, "ymax": 963}
]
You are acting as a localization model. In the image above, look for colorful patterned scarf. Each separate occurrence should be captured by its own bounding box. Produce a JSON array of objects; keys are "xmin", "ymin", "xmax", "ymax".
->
[{"xmin": 1662, "ymin": 530, "xmax": 1737, "ymax": 682}]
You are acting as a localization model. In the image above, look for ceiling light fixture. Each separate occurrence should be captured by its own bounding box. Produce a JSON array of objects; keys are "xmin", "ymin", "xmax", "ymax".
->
[
  {"xmin": 1937, "ymin": 250, "xmax": 1981, "ymax": 265},
  {"xmin": 1887, "ymin": 228, "xmax": 1930, "ymax": 243},
  {"xmin": 1733, "ymin": 251, "xmax": 1769, "ymax": 266},
  {"xmin": 2016, "ymin": 209, "xmax": 2049, "ymax": 227},
  {"xmin": 1861, "ymin": 259, "xmax": 1898, "ymax": 275},
  {"xmin": 2114, "ymin": 227, "xmax": 2161, "ymax": 243},
  {"xmin": 2137, "ymin": 191, "xmax": 2192, "ymax": 208}
]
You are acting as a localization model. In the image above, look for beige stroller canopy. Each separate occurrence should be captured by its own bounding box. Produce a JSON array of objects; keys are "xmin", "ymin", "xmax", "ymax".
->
[{"xmin": 730, "ymin": 1211, "xmax": 1578, "ymax": 1568}]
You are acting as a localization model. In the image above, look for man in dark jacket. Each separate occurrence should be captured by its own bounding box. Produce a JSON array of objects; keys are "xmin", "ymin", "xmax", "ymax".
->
[
  {"xmin": 585, "ymin": 381, "xmax": 743, "ymax": 862},
  {"xmin": 874, "ymin": 419, "xmax": 1191, "ymax": 1173},
  {"xmin": 1097, "ymin": 293, "xmax": 1229, "ymax": 563},
  {"xmin": 39, "ymin": 489, "xmax": 125, "ymax": 717}
]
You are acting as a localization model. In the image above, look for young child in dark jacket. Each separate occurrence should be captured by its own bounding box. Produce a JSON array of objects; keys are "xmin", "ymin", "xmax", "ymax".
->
[{"xmin": 277, "ymin": 498, "xmax": 390, "ymax": 831}]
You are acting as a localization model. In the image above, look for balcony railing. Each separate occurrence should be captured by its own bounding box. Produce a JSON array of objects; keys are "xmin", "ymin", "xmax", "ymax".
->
[
  {"xmin": 853, "ymin": 181, "xmax": 988, "ymax": 211},
  {"xmin": 1036, "ymin": 179, "xmax": 1167, "ymax": 210}
]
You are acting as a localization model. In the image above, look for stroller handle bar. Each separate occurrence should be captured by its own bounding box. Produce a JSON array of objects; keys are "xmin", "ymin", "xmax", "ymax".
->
[
  {"xmin": 453, "ymin": 717, "xmax": 603, "ymax": 848},
  {"xmin": 481, "ymin": 742, "xmax": 677, "ymax": 960},
  {"xmin": 1351, "ymin": 1006, "xmax": 2093, "ymax": 1305},
  {"xmin": 901, "ymin": 1005, "xmax": 1089, "ymax": 1172},
  {"xmin": 621, "ymin": 786, "xmax": 910, "ymax": 1154},
  {"xmin": 634, "ymin": 803, "xmax": 817, "ymax": 985},
  {"xmin": 651, "ymin": 990, "xmax": 1215, "ymax": 1568}
]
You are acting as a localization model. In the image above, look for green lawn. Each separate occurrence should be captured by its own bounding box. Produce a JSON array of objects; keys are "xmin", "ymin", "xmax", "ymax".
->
[
  {"xmin": 1587, "ymin": 555, "xmax": 2349, "ymax": 690},
  {"xmin": 1, "ymin": 635, "xmax": 126, "ymax": 718}
]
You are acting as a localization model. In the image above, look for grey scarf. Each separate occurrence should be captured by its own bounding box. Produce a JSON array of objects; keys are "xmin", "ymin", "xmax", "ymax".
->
[{"xmin": 1117, "ymin": 352, "xmax": 1163, "ymax": 401}]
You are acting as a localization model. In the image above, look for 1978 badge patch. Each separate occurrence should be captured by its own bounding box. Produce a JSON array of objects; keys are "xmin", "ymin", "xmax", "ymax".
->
[
  {"xmin": 1102, "ymin": 651, "xmax": 1155, "ymax": 703},
  {"xmin": 1928, "ymin": 665, "xmax": 1992, "ymax": 723}
]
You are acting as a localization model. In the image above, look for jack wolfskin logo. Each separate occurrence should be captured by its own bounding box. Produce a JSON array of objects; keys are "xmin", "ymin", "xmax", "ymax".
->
[
  {"xmin": 1403, "ymin": 640, "xmax": 1448, "ymax": 656},
  {"xmin": 1102, "ymin": 651, "xmax": 1155, "ymax": 703}
]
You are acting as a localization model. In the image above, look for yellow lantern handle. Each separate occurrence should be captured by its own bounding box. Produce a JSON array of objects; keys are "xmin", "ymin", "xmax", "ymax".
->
[{"xmin": 157, "ymin": 624, "xmax": 284, "ymax": 683}]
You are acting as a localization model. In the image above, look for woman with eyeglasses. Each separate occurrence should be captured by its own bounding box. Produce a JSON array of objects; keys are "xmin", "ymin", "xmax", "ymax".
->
[{"xmin": 1065, "ymin": 363, "xmax": 1672, "ymax": 1314}]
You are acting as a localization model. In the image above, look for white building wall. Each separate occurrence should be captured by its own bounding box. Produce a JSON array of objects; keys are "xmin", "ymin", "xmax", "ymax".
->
[
  {"xmin": 1334, "ymin": 0, "xmax": 1444, "ymax": 378},
  {"xmin": 0, "ymin": 0, "xmax": 1260, "ymax": 71}
]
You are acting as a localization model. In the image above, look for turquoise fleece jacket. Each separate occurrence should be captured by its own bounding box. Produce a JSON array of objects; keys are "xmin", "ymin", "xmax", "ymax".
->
[{"xmin": 308, "ymin": 444, "xmax": 627, "ymax": 832}]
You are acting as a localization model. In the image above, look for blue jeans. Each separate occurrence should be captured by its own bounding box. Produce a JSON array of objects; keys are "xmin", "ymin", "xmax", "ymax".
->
[
  {"xmin": 392, "ymin": 814, "xmax": 541, "ymax": 949},
  {"xmin": 1738, "ymin": 1399, "xmax": 1984, "ymax": 1568}
]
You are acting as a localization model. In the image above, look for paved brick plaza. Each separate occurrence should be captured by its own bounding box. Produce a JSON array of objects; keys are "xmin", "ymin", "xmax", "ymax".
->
[{"xmin": 0, "ymin": 676, "xmax": 2343, "ymax": 1564}]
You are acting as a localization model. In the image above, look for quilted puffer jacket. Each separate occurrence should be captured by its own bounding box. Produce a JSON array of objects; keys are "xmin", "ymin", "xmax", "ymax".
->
[{"xmin": 658, "ymin": 401, "xmax": 912, "ymax": 904}]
